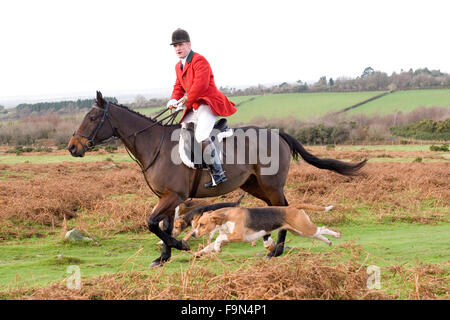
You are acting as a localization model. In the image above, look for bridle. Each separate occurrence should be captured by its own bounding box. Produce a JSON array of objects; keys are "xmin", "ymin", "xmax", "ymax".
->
[{"xmin": 72, "ymin": 101, "xmax": 114, "ymax": 152}]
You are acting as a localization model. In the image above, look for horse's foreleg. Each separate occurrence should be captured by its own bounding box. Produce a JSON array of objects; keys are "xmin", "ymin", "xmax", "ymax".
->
[
  {"xmin": 267, "ymin": 230, "xmax": 287, "ymax": 258},
  {"xmin": 147, "ymin": 193, "xmax": 189, "ymax": 268},
  {"xmin": 266, "ymin": 191, "xmax": 289, "ymax": 258}
]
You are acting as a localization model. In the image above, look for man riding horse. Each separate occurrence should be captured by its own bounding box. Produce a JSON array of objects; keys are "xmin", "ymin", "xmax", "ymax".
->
[
  {"xmin": 67, "ymin": 30, "xmax": 366, "ymax": 268},
  {"xmin": 167, "ymin": 28, "xmax": 236, "ymax": 188}
]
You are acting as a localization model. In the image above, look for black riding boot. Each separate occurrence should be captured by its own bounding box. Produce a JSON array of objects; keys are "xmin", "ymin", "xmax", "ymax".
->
[{"xmin": 203, "ymin": 138, "xmax": 227, "ymax": 188}]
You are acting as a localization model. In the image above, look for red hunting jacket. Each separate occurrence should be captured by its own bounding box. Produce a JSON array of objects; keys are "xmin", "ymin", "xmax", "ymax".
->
[{"xmin": 170, "ymin": 51, "xmax": 237, "ymax": 122}]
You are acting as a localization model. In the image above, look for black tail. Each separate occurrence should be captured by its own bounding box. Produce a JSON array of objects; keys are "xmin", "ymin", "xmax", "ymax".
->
[{"xmin": 278, "ymin": 132, "xmax": 367, "ymax": 176}]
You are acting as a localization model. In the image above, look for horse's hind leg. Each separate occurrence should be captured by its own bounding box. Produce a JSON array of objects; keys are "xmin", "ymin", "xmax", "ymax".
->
[
  {"xmin": 253, "ymin": 173, "xmax": 290, "ymax": 258},
  {"xmin": 265, "ymin": 189, "xmax": 289, "ymax": 258},
  {"xmin": 147, "ymin": 192, "xmax": 190, "ymax": 268}
]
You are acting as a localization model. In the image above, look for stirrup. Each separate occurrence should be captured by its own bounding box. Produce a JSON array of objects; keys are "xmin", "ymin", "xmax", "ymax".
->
[{"xmin": 205, "ymin": 173, "xmax": 227, "ymax": 188}]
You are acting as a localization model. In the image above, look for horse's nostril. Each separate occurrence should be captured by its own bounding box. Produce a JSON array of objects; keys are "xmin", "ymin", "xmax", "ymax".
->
[{"xmin": 68, "ymin": 144, "xmax": 76, "ymax": 152}]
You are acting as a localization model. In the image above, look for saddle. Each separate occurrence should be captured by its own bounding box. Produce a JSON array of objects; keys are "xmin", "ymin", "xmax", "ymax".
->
[{"xmin": 179, "ymin": 118, "xmax": 233, "ymax": 169}]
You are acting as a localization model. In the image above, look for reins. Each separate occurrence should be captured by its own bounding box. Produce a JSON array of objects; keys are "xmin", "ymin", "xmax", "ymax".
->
[
  {"xmin": 122, "ymin": 107, "xmax": 181, "ymax": 171},
  {"xmin": 74, "ymin": 99, "xmax": 185, "ymax": 197},
  {"xmin": 121, "ymin": 106, "xmax": 182, "ymax": 197}
]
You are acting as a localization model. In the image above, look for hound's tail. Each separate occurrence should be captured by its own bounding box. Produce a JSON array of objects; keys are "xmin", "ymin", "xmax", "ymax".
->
[{"xmin": 278, "ymin": 131, "xmax": 367, "ymax": 176}]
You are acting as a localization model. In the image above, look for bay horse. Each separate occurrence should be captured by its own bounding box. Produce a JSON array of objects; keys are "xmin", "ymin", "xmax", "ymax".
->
[{"xmin": 68, "ymin": 91, "xmax": 366, "ymax": 267}]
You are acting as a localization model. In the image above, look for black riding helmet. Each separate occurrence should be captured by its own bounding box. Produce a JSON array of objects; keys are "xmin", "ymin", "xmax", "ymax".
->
[{"xmin": 170, "ymin": 28, "xmax": 190, "ymax": 45}]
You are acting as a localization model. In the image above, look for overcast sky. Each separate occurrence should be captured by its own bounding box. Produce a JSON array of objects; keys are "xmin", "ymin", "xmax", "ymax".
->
[{"xmin": 1, "ymin": 0, "xmax": 449, "ymax": 102}]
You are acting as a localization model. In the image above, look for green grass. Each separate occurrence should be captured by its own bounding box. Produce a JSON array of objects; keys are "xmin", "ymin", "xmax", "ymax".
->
[
  {"xmin": 336, "ymin": 145, "xmax": 433, "ymax": 151},
  {"xmin": 72, "ymin": 89, "xmax": 450, "ymax": 126},
  {"xmin": 348, "ymin": 89, "xmax": 450, "ymax": 115},
  {"xmin": 0, "ymin": 170, "xmax": 34, "ymax": 180},
  {"xmin": 229, "ymin": 95, "xmax": 260, "ymax": 105},
  {"xmin": 0, "ymin": 144, "xmax": 448, "ymax": 296},
  {"xmin": 0, "ymin": 153, "xmax": 132, "ymax": 165},
  {"xmin": 1, "ymin": 144, "xmax": 447, "ymax": 165},
  {"xmin": 227, "ymin": 91, "xmax": 383, "ymax": 124},
  {"xmin": 1, "ymin": 221, "xmax": 448, "ymax": 290}
]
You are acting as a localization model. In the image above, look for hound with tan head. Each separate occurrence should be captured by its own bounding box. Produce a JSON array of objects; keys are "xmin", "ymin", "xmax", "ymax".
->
[
  {"xmin": 193, "ymin": 206, "xmax": 341, "ymax": 256},
  {"xmin": 172, "ymin": 194, "xmax": 245, "ymax": 241}
]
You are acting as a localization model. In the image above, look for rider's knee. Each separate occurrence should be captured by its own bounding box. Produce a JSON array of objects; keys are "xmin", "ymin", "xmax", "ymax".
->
[{"xmin": 195, "ymin": 131, "xmax": 208, "ymax": 144}]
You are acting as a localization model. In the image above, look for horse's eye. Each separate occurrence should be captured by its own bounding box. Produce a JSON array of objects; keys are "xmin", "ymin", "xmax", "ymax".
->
[{"xmin": 90, "ymin": 116, "xmax": 96, "ymax": 121}]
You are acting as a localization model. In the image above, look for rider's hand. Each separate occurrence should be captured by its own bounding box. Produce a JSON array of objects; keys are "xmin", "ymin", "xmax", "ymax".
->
[{"xmin": 167, "ymin": 99, "xmax": 177, "ymax": 110}]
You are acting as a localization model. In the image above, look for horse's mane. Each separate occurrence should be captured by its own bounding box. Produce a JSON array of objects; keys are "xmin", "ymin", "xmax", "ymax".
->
[{"xmin": 109, "ymin": 100, "xmax": 181, "ymax": 128}]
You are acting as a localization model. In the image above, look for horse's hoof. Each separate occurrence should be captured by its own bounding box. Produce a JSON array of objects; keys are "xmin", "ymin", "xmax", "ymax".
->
[
  {"xmin": 268, "ymin": 246, "xmax": 285, "ymax": 258},
  {"xmin": 180, "ymin": 240, "xmax": 190, "ymax": 251},
  {"xmin": 148, "ymin": 261, "xmax": 163, "ymax": 268}
]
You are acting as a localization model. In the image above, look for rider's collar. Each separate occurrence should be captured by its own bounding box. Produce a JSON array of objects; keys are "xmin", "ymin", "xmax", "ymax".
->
[{"xmin": 181, "ymin": 50, "xmax": 194, "ymax": 65}]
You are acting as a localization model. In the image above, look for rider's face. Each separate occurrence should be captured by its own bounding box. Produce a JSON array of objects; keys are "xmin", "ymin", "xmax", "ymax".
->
[{"xmin": 173, "ymin": 42, "xmax": 191, "ymax": 59}]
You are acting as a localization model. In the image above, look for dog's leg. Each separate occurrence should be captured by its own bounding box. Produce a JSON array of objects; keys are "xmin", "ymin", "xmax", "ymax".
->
[
  {"xmin": 318, "ymin": 226, "xmax": 341, "ymax": 238},
  {"xmin": 208, "ymin": 227, "xmax": 219, "ymax": 243},
  {"xmin": 195, "ymin": 242, "xmax": 215, "ymax": 256},
  {"xmin": 213, "ymin": 233, "xmax": 229, "ymax": 252},
  {"xmin": 313, "ymin": 234, "xmax": 332, "ymax": 245},
  {"xmin": 312, "ymin": 226, "xmax": 341, "ymax": 246},
  {"xmin": 295, "ymin": 203, "xmax": 334, "ymax": 212},
  {"xmin": 263, "ymin": 236, "xmax": 274, "ymax": 251}
]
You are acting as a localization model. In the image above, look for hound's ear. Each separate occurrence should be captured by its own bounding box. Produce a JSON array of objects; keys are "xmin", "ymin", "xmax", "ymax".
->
[
  {"xmin": 96, "ymin": 91, "xmax": 104, "ymax": 106},
  {"xmin": 210, "ymin": 213, "xmax": 225, "ymax": 225}
]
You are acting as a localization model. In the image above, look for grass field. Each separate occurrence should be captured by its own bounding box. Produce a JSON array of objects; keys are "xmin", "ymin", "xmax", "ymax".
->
[
  {"xmin": 21, "ymin": 89, "xmax": 447, "ymax": 127},
  {"xmin": 348, "ymin": 89, "xmax": 450, "ymax": 115},
  {"xmin": 227, "ymin": 91, "xmax": 383, "ymax": 124},
  {"xmin": 145, "ymin": 89, "xmax": 450, "ymax": 124},
  {"xmin": 228, "ymin": 89, "xmax": 450, "ymax": 124},
  {"xmin": 127, "ymin": 92, "xmax": 384, "ymax": 124},
  {"xmin": 0, "ymin": 152, "xmax": 131, "ymax": 165},
  {"xmin": 0, "ymin": 145, "xmax": 449, "ymax": 299}
]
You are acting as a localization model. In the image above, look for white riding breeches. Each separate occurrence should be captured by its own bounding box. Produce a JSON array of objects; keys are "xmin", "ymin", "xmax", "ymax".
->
[{"xmin": 181, "ymin": 104, "xmax": 218, "ymax": 143}]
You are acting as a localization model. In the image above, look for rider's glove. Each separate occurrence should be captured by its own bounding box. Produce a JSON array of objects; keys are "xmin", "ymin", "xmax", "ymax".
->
[{"xmin": 167, "ymin": 99, "xmax": 177, "ymax": 109}]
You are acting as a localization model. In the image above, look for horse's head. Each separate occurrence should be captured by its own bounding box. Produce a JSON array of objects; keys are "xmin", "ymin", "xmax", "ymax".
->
[{"xmin": 67, "ymin": 91, "xmax": 116, "ymax": 157}]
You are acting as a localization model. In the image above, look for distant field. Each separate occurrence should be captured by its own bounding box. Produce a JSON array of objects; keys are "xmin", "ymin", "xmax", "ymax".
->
[
  {"xmin": 134, "ymin": 95, "xmax": 260, "ymax": 120},
  {"xmin": 226, "ymin": 91, "xmax": 383, "ymax": 124},
  {"xmin": 348, "ymin": 89, "xmax": 450, "ymax": 115},
  {"xmin": 112, "ymin": 89, "xmax": 450, "ymax": 124},
  {"xmin": 13, "ymin": 89, "xmax": 446, "ymax": 127},
  {"xmin": 229, "ymin": 95, "xmax": 260, "ymax": 105}
]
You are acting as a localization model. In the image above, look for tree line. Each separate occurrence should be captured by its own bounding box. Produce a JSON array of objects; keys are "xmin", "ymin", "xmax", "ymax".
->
[
  {"xmin": 4, "ymin": 66, "xmax": 449, "ymax": 117},
  {"xmin": 220, "ymin": 67, "xmax": 450, "ymax": 96},
  {"xmin": 14, "ymin": 97, "xmax": 118, "ymax": 116}
]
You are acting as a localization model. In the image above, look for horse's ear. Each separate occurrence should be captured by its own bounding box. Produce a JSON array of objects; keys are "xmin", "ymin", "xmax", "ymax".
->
[{"xmin": 96, "ymin": 91, "xmax": 104, "ymax": 107}]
